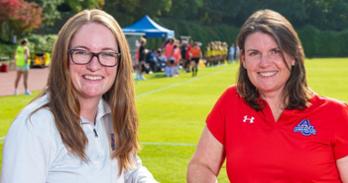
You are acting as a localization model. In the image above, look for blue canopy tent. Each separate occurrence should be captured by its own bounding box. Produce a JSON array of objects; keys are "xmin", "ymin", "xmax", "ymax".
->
[{"xmin": 123, "ymin": 15, "xmax": 174, "ymax": 38}]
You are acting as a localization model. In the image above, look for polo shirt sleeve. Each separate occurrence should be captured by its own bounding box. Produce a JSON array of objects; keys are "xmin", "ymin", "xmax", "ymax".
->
[
  {"xmin": 333, "ymin": 104, "xmax": 348, "ymax": 159},
  {"xmin": 1, "ymin": 109, "xmax": 55, "ymax": 183},
  {"xmin": 206, "ymin": 88, "xmax": 231, "ymax": 145}
]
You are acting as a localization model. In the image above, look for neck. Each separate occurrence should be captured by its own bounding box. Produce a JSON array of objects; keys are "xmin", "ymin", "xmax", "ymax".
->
[
  {"xmin": 261, "ymin": 90, "xmax": 286, "ymax": 122},
  {"xmin": 79, "ymin": 97, "xmax": 100, "ymax": 124}
]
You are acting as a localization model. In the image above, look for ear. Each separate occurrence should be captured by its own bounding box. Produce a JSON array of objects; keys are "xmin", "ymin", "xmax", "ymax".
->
[
  {"xmin": 291, "ymin": 58, "xmax": 296, "ymax": 66},
  {"xmin": 240, "ymin": 53, "xmax": 247, "ymax": 68}
]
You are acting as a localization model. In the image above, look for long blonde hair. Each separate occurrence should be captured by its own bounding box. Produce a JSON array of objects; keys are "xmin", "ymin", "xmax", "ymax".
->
[{"xmin": 45, "ymin": 9, "xmax": 139, "ymax": 173}]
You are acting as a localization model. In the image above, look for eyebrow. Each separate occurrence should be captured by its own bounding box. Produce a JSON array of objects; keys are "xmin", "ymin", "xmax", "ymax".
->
[
  {"xmin": 245, "ymin": 47, "xmax": 280, "ymax": 52},
  {"xmin": 71, "ymin": 46, "xmax": 118, "ymax": 52},
  {"xmin": 245, "ymin": 49, "xmax": 259, "ymax": 52}
]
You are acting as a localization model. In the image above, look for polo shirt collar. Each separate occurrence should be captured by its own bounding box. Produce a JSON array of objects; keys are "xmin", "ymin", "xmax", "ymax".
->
[
  {"xmin": 96, "ymin": 98, "xmax": 111, "ymax": 120},
  {"xmin": 80, "ymin": 98, "xmax": 111, "ymax": 124}
]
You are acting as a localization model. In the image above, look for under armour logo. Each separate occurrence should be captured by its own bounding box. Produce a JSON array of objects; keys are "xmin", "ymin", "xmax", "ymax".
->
[{"xmin": 243, "ymin": 115, "xmax": 255, "ymax": 124}]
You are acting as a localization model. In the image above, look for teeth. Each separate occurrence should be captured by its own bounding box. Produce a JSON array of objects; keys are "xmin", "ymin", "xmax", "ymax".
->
[
  {"xmin": 83, "ymin": 75, "xmax": 103, "ymax": 80},
  {"xmin": 258, "ymin": 71, "xmax": 277, "ymax": 77}
]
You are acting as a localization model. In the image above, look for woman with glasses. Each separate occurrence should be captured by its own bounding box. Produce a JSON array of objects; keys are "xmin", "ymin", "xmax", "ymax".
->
[
  {"xmin": 2, "ymin": 9, "xmax": 157, "ymax": 183},
  {"xmin": 188, "ymin": 9, "xmax": 348, "ymax": 182}
]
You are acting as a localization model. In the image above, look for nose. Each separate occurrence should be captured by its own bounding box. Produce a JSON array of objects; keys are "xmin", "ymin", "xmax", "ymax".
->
[
  {"xmin": 258, "ymin": 53, "xmax": 271, "ymax": 67},
  {"xmin": 86, "ymin": 55, "xmax": 102, "ymax": 71}
]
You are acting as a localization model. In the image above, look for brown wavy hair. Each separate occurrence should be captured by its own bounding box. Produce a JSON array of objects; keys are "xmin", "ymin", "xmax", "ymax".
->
[
  {"xmin": 42, "ymin": 9, "xmax": 139, "ymax": 173},
  {"xmin": 236, "ymin": 9, "xmax": 313, "ymax": 110}
]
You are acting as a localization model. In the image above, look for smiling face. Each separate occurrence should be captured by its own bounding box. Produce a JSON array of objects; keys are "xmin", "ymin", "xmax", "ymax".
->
[
  {"xmin": 241, "ymin": 32, "xmax": 295, "ymax": 97},
  {"xmin": 69, "ymin": 22, "xmax": 118, "ymax": 101}
]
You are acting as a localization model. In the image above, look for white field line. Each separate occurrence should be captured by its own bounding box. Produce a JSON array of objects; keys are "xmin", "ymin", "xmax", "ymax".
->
[
  {"xmin": 0, "ymin": 66, "xmax": 229, "ymax": 144},
  {"xmin": 141, "ymin": 142, "xmax": 196, "ymax": 147},
  {"xmin": 136, "ymin": 66, "xmax": 227, "ymax": 99}
]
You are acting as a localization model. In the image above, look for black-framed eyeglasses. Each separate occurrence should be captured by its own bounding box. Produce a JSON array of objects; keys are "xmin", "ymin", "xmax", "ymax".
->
[{"xmin": 68, "ymin": 48, "xmax": 121, "ymax": 67}]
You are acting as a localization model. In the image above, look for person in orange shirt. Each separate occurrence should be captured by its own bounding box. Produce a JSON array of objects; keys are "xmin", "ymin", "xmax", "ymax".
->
[{"xmin": 190, "ymin": 42, "xmax": 202, "ymax": 76}]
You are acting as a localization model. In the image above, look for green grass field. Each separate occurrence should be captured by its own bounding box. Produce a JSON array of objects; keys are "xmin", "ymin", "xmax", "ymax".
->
[{"xmin": 0, "ymin": 58, "xmax": 348, "ymax": 182}]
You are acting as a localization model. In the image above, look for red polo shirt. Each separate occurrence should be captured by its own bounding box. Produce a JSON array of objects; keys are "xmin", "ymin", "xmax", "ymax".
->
[{"xmin": 207, "ymin": 86, "xmax": 348, "ymax": 182}]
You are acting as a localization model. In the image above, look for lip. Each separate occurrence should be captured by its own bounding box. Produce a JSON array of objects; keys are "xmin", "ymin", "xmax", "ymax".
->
[
  {"xmin": 82, "ymin": 74, "xmax": 104, "ymax": 81},
  {"xmin": 257, "ymin": 71, "xmax": 278, "ymax": 77}
]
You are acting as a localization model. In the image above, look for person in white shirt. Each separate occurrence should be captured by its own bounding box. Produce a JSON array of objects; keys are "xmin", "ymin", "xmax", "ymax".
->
[{"xmin": 1, "ymin": 9, "xmax": 157, "ymax": 183}]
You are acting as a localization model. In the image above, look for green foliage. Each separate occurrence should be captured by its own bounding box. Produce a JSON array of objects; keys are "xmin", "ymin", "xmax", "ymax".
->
[
  {"xmin": 165, "ymin": 0, "xmax": 201, "ymax": 19},
  {"xmin": 105, "ymin": 0, "xmax": 171, "ymax": 25},
  {"xmin": 140, "ymin": 0, "xmax": 171, "ymax": 16},
  {"xmin": 159, "ymin": 18, "xmax": 239, "ymax": 47},
  {"xmin": 299, "ymin": 25, "xmax": 320, "ymax": 58},
  {"xmin": 65, "ymin": 0, "xmax": 104, "ymax": 12},
  {"xmin": 299, "ymin": 25, "xmax": 348, "ymax": 58},
  {"xmin": 27, "ymin": 34, "xmax": 57, "ymax": 53},
  {"xmin": 10, "ymin": 0, "xmax": 348, "ymax": 58},
  {"xmin": 0, "ymin": 43, "xmax": 16, "ymax": 59},
  {"xmin": 337, "ymin": 30, "xmax": 348, "ymax": 56},
  {"xmin": 30, "ymin": 0, "xmax": 64, "ymax": 26},
  {"xmin": 302, "ymin": 0, "xmax": 348, "ymax": 30}
]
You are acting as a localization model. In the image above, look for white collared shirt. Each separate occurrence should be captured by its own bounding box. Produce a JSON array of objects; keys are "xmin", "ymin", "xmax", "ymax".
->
[{"xmin": 1, "ymin": 94, "xmax": 157, "ymax": 183}]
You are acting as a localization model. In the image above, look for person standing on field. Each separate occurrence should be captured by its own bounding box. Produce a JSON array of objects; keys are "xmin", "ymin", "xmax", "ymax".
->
[
  {"xmin": 190, "ymin": 42, "xmax": 202, "ymax": 77},
  {"xmin": 14, "ymin": 39, "xmax": 31, "ymax": 95}
]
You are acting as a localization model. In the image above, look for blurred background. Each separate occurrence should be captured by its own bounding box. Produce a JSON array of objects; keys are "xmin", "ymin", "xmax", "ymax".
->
[{"xmin": 2, "ymin": 0, "xmax": 348, "ymax": 60}]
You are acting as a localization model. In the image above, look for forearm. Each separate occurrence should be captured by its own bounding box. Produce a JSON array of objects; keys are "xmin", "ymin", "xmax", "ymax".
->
[
  {"xmin": 337, "ymin": 156, "xmax": 348, "ymax": 183},
  {"xmin": 187, "ymin": 161, "xmax": 217, "ymax": 183}
]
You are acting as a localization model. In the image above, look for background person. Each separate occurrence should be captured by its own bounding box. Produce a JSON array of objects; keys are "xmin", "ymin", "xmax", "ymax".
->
[
  {"xmin": 227, "ymin": 43, "xmax": 236, "ymax": 63},
  {"xmin": 172, "ymin": 43, "xmax": 181, "ymax": 76},
  {"xmin": 136, "ymin": 37, "xmax": 147, "ymax": 80},
  {"xmin": 2, "ymin": 9, "xmax": 157, "ymax": 183},
  {"xmin": 189, "ymin": 42, "xmax": 202, "ymax": 77},
  {"xmin": 14, "ymin": 39, "xmax": 31, "ymax": 95},
  {"xmin": 187, "ymin": 9, "xmax": 348, "ymax": 182}
]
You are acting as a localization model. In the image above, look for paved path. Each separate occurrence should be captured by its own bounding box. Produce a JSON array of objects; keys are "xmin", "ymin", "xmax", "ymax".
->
[{"xmin": 0, "ymin": 67, "xmax": 49, "ymax": 96}]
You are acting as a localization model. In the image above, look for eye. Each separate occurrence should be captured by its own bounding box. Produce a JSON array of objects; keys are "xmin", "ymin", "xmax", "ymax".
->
[
  {"xmin": 248, "ymin": 51, "xmax": 259, "ymax": 57},
  {"xmin": 269, "ymin": 48, "xmax": 281, "ymax": 55},
  {"xmin": 100, "ymin": 52, "xmax": 117, "ymax": 58}
]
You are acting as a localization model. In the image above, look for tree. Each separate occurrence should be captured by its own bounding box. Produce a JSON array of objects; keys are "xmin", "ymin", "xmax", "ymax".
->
[
  {"xmin": 29, "ymin": 0, "xmax": 64, "ymax": 26},
  {"xmin": 104, "ymin": 0, "xmax": 171, "ymax": 25},
  {"xmin": 303, "ymin": 0, "xmax": 348, "ymax": 30},
  {"xmin": 0, "ymin": 0, "xmax": 21, "ymax": 22},
  {"xmin": 166, "ymin": 0, "xmax": 202, "ymax": 20},
  {"xmin": 0, "ymin": 0, "xmax": 42, "ymax": 42},
  {"xmin": 65, "ymin": 0, "xmax": 104, "ymax": 13},
  {"xmin": 13, "ymin": 1, "xmax": 42, "ymax": 33},
  {"xmin": 137, "ymin": 0, "xmax": 171, "ymax": 17}
]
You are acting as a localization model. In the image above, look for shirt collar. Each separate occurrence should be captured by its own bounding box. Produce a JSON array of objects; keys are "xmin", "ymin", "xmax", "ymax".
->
[
  {"xmin": 80, "ymin": 98, "xmax": 111, "ymax": 124},
  {"xmin": 96, "ymin": 98, "xmax": 111, "ymax": 120}
]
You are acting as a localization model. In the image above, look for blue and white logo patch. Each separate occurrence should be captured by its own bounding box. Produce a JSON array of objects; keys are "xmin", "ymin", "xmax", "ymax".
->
[{"xmin": 294, "ymin": 119, "xmax": 316, "ymax": 136}]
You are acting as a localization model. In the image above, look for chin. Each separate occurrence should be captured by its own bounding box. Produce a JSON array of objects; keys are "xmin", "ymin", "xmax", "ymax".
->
[
  {"xmin": 258, "ymin": 85, "xmax": 284, "ymax": 93},
  {"xmin": 80, "ymin": 91, "xmax": 104, "ymax": 98}
]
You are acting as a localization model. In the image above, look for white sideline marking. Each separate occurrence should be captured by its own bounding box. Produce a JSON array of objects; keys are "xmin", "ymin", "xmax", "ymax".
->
[
  {"xmin": 136, "ymin": 67, "xmax": 227, "ymax": 99},
  {"xmin": 141, "ymin": 142, "xmax": 195, "ymax": 147}
]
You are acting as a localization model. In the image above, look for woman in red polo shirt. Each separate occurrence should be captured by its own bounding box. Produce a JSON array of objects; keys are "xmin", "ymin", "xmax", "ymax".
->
[{"xmin": 187, "ymin": 9, "xmax": 348, "ymax": 183}]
